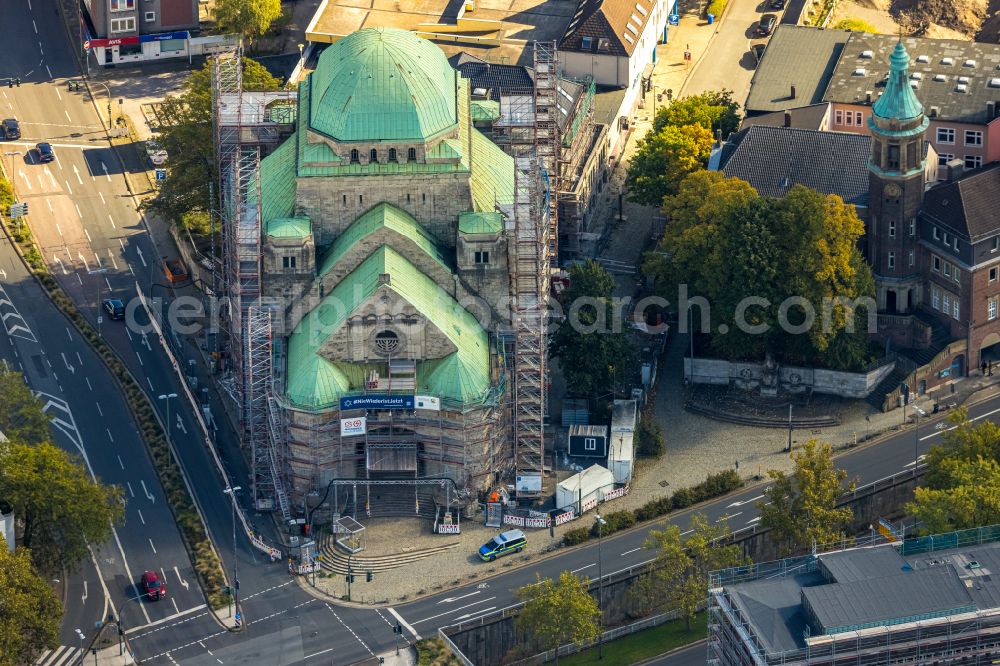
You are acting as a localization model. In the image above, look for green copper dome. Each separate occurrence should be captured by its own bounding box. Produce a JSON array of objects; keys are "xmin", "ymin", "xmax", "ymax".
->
[
  {"xmin": 308, "ymin": 28, "xmax": 458, "ymax": 143},
  {"xmin": 872, "ymin": 41, "xmax": 924, "ymax": 122}
]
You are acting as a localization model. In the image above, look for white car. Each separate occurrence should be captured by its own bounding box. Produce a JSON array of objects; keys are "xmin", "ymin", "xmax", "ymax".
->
[{"xmin": 145, "ymin": 141, "xmax": 168, "ymax": 166}]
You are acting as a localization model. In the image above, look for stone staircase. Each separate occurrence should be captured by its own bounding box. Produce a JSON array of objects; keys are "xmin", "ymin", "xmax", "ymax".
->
[
  {"xmin": 865, "ymin": 361, "xmax": 915, "ymax": 411},
  {"xmin": 338, "ymin": 485, "xmax": 439, "ymax": 520},
  {"xmin": 318, "ymin": 533, "xmax": 460, "ymax": 574}
]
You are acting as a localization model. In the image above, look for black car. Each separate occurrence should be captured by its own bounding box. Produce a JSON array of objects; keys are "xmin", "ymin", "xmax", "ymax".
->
[
  {"xmin": 769, "ymin": 0, "xmax": 786, "ymax": 9},
  {"xmin": 2, "ymin": 118, "xmax": 20, "ymax": 140},
  {"xmin": 102, "ymin": 299, "xmax": 125, "ymax": 320},
  {"xmin": 35, "ymin": 142, "xmax": 54, "ymax": 163},
  {"xmin": 751, "ymin": 43, "xmax": 766, "ymax": 65},
  {"xmin": 755, "ymin": 13, "xmax": 777, "ymax": 36}
]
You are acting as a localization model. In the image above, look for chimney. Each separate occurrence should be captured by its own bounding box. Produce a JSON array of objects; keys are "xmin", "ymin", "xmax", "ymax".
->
[
  {"xmin": 946, "ymin": 158, "xmax": 964, "ymax": 182},
  {"xmin": 715, "ymin": 128, "xmax": 723, "ymax": 147},
  {"xmin": 790, "ymin": 84, "xmax": 796, "ymax": 99},
  {"xmin": 989, "ymin": 101, "xmax": 995, "ymax": 119},
  {"xmin": 783, "ymin": 111, "xmax": 792, "ymax": 127}
]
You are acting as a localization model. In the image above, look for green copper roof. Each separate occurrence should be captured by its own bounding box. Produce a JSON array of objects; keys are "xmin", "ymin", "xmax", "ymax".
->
[
  {"xmin": 317, "ymin": 203, "xmax": 450, "ymax": 276},
  {"xmin": 285, "ymin": 246, "xmax": 491, "ymax": 409},
  {"xmin": 471, "ymin": 99, "xmax": 500, "ymax": 122},
  {"xmin": 308, "ymin": 28, "xmax": 458, "ymax": 142},
  {"xmin": 266, "ymin": 217, "xmax": 311, "ymax": 238},
  {"xmin": 458, "ymin": 211, "xmax": 502, "ymax": 235},
  {"xmin": 470, "ymin": 128, "xmax": 514, "ymax": 212},
  {"xmin": 872, "ymin": 41, "xmax": 924, "ymax": 122},
  {"xmin": 259, "ymin": 135, "xmax": 298, "ymax": 223}
]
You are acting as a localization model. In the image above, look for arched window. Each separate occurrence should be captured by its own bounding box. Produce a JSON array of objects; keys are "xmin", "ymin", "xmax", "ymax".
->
[
  {"xmin": 388, "ymin": 148, "xmax": 397, "ymax": 162},
  {"xmin": 350, "ymin": 149, "xmax": 359, "ymax": 163},
  {"xmin": 407, "ymin": 147, "xmax": 417, "ymax": 161},
  {"xmin": 370, "ymin": 148, "xmax": 378, "ymax": 163}
]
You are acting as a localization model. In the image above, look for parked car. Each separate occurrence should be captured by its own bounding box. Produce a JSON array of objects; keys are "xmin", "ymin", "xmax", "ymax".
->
[
  {"xmin": 2, "ymin": 118, "xmax": 20, "ymax": 140},
  {"xmin": 141, "ymin": 570, "xmax": 166, "ymax": 600},
  {"xmin": 145, "ymin": 140, "xmax": 168, "ymax": 166},
  {"xmin": 35, "ymin": 142, "xmax": 54, "ymax": 163},
  {"xmin": 755, "ymin": 13, "xmax": 778, "ymax": 36},
  {"xmin": 751, "ymin": 43, "xmax": 766, "ymax": 65},
  {"xmin": 769, "ymin": 0, "xmax": 786, "ymax": 9},
  {"xmin": 102, "ymin": 298, "xmax": 125, "ymax": 320},
  {"xmin": 478, "ymin": 529, "xmax": 526, "ymax": 562}
]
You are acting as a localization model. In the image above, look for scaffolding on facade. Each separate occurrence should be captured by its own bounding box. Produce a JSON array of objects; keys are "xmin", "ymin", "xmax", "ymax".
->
[{"xmin": 533, "ymin": 41, "xmax": 559, "ymax": 262}]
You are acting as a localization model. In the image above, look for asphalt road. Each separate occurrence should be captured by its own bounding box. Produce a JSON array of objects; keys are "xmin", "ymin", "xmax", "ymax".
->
[{"xmin": 5, "ymin": 2, "xmax": 1000, "ymax": 665}]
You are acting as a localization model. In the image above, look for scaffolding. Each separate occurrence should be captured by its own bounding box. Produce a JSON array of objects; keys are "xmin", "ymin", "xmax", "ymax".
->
[{"xmin": 533, "ymin": 41, "xmax": 559, "ymax": 261}]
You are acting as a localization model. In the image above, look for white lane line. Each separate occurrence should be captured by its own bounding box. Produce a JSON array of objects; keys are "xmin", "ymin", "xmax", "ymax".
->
[
  {"xmin": 55, "ymin": 223, "xmax": 63, "ymax": 236},
  {"xmin": 47, "ymin": 198, "xmax": 53, "ymax": 212},
  {"xmin": 55, "ymin": 84, "xmax": 61, "ymax": 100},
  {"xmin": 73, "ymin": 166, "xmax": 83, "ymax": 186},
  {"xmin": 171, "ymin": 598, "xmax": 180, "ymax": 616},
  {"xmin": 127, "ymin": 262, "xmax": 134, "ymax": 276},
  {"xmin": 95, "ymin": 402, "xmax": 103, "ymax": 417},
  {"xmin": 46, "ymin": 64, "xmax": 53, "ymax": 79},
  {"xmin": 101, "ymin": 161, "xmax": 111, "ymax": 182},
  {"xmin": 571, "ymin": 563, "xmax": 595, "ymax": 573},
  {"xmin": 124, "ymin": 604, "xmax": 207, "ymax": 635},
  {"xmin": 33, "ymin": 19, "xmax": 38, "ymax": 33},
  {"xmin": 108, "ymin": 251, "xmax": 118, "ymax": 270},
  {"xmin": 727, "ymin": 494, "xmax": 766, "ymax": 509},
  {"xmin": 105, "ymin": 277, "xmax": 111, "ymax": 291},
  {"xmin": 117, "ymin": 455, "xmax": 124, "ymax": 469},
  {"xmin": 137, "ymin": 509, "xmax": 145, "ymax": 525},
  {"xmin": 717, "ymin": 512, "xmax": 742, "ymax": 522},
  {"xmin": 86, "ymin": 377, "xmax": 93, "ymax": 390},
  {"xmin": 85, "ymin": 228, "xmax": 92, "ymax": 244},
  {"xmin": 127, "ymin": 481, "xmax": 134, "ymax": 497},
  {"xmin": 98, "ymin": 191, "xmax": 105, "ymax": 205},
  {"xmin": 141, "ymin": 480, "xmax": 155, "ymax": 503},
  {"xmin": 410, "ymin": 597, "xmax": 498, "ymax": 626},
  {"xmin": 302, "ymin": 648, "xmax": 334, "ymax": 661},
  {"xmin": 65, "ymin": 179, "xmax": 73, "ymax": 195},
  {"xmin": 174, "ymin": 566, "xmax": 189, "ymax": 590},
  {"xmin": 65, "ymin": 110, "xmax": 72, "ymax": 123},
  {"xmin": 324, "ymin": 604, "xmax": 374, "ymax": 655},
  {"xmin": 76, "ymin": 351, "xmax": 82, "ymax": 366},
  {"xmin": 136, "ymin": 351, "xmax": 144, "ymax": 366},
  {"xmin": 388, "ymin": 607, "xmax": 422, "ymax": 641},
  {"xmin": 38, "ymin": 41, "xmax": 44, "ymax": 55},
  {"xmin": 106, "ymin": 428, "xmax": 114, "ymax": 443},
  {"xmin": 621, "ymin": 547, "xmax": 641, "ymax": 556},
  {"xmin": 149, "ymin": 538, "xmax": 156, "ymax": 554},
  {"xmin": 146, "ymin": 377, "xmax": 154, "ymax": 392},
  {"xmin": 66, "ymin": 327, "xmax": 73, "ymax": 341},
  {"xmin": 747, "ymin": 517, "xmax": 761, "ymax": 525}
]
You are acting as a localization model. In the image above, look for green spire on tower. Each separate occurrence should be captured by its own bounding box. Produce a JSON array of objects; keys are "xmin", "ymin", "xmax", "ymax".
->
[{"xmin": 872, "ymin": 40, "xmax": 924, "ymax": 122}]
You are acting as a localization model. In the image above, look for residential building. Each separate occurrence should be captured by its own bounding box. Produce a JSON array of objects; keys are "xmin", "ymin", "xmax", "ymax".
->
[
  {"xmin": 450, "ymin": 52, "xmax": 609, "ymax": 254},
  {"xmin": 81, "ymin": 0, "xmax": 199, "ymax": 65},
  {"xmin": 709, "ymin": 529, "xmax": 1000, "ymax": 666}
]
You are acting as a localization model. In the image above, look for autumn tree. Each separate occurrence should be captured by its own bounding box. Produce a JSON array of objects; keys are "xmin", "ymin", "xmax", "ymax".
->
[
  {"xmin": 652, "ymin": 89, "xmax": 741, "ymax": 137},
  {"xmin": 516, "ymin": 571, "xmax": 601, "ymax": 664},
  {"xmin": 0, "ymin": 545, "xmax": 61, "ymax": 666},
  {"xmin": 0, "ymin": 442, "xmax": 125, "ymax": 573},
  {"xmin": 907, "ymin": 410, "xmax": 1000, "ymax": 532},
  {"xmin": 549, "ymin": 259, "xmax": 635, "ymax": 398},
  {"xmin": 758, "ymin": 440, "xmax": 854, "ymax": 556},
  {"xmin": 148, "ymin": 58, "xmax": 281, "ymax": 232},
  {"xmin": 213, "ymin": 0, "xmax": 283, "ymax": 47},
  {"xmin": 0, "ymin": 371, "xmax": 51, "ymax": 445},
  {"xmin": 631, "ymin": 513, "xmax": 745, "ymax": 629},
  {"xmin": 626, "ymin": 123, "xmax": 713, "ymax": 206}
]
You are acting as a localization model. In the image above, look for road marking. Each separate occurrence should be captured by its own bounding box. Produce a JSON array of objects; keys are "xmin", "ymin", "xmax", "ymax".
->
[
  {"xmin": 127, "ymin": 262, "xmax": 134, "ymax": 276},
  {"xmin": 33, "ymin": 19, "xmax": 38, "ymax": 33},
  {"xmin": 60, "ymin": 352, "xmax": 74, "ymax": 374},
  {"xmin": 621, "ymin": 547, "xmax": 641, "ymax": 556},
  {"xmin": 117, "ymin": 455, "xmax": 124, "ymax": 469},
  {"xmin": 82, "ymin": 580, "xmax": 88, "ymax": 605},
  {"xmin": 65, "ymin": 110, "xmax": 72, "ymax": 123},
  {"xmin": 141, "ymin": 480, "xmax": 155, "ymax": 503},
  {"xmin": 95, "ymin": 402, "xmax": 103, "ymax": 417},
  {"xmin": 904, "ymin": 455, "xmax": 927, "ymax": 468},
  {"xmin": 571, "ymin": 563, "xmax": 595, "ymax": 573},
  {"xmin": 136, "ymin": 351, "xmax": 143, "ymax": 366},
  {"xmin": 125, "ymin": 327, "xmax": 132, "ymax": 341},
  {"xmin": 717, "ymin": 512, "xmax": 742, "ymax": 522},
  {"xmin": 98, "ymin": 191, "xmax": 105, "ymax": 205},
  {"xmin": 105, "ymin": 276, "xmax": 111, "ymax": 291},
  {"xmin": 438, "ymin": 591, "xmax": 479, "ymax": 604},
  {"xmin": 106, "ymin": 428, "xmax": 114, "ymax": 443},
  {"xmin": 39, "ymin": 41, "xmax": 44, "ymax": 56},
  {"xmin": 55, "ymin": 223, "xmax": 63, "ymax": 236},
  {"xmin": 455, "ymin": 607, "xmax": 497, "ymax": 622},
  {"xmin": 747, "ymin": 516, "xmax": 761, "ymax": 525},
  {"xmin": 680, "ymin": 529, "xmax": 694, "ymax": 536},
  {"xmin": 85, "ymin": 377, "xmax": 92, "ymax": 390},
  {"xmin": 109, "ymin": 254, "xmax": 118, "ymax": 270},
  {"xmin": 65, "ymin": 179, "xmax": 72, "ymax": 195},
  {"xmin": 149, "ymin": 538, "xmax": 156, "ymax": 554},
  {"xmin": 324, "ymin": 604, "xmax": 374, "ymax": 655},
  {"xmin": 125, "ymin": 605, "xmax": 207, "ymax": 636},
  {"xmin": 76, "ymin": 351, "xmax": 82, "ymax": 366},
  {"xmin": 302, "ymin": 649, "xmax": 334, "ymax": 661},
  {"xmin": 137, "ymin": 509, "xmax": 145, "ymax": 525},
  {"xmin": 119, "ymin": 239, "xmax": 126, "ymax": 253},
  {"xmin": 727, "ymin": 494, "xmax": 765, "ymax": 508},
  {"xmin": 101, "ymin": 161, "xmax": 110, "ymax": 182},
  {"xmin": 73, "ymin": 166, "xmax": 83, "ymax": 186},
  {"xmin": 47, "ymin": 198, "xmax": 53, "ymax": 212},
  {"xmin": 176, "ymin": 414, "xmax": 186, "ymax": 434},
  {"xmin": 147, "ymin": 377, "xmax": 154, "ymax": 392},
  {"xmin": 137, "ymin": 247, "xmax": 147, "ymax": 267},
  {"xmin": 174, "ymin": 566, "xmax": 190, "ymax": 590},
  {"xmin": 86, "ymin": 230, "xmax": 93, "ymax": 245},
  {"xmin": 172, "ymin": 598, "xmax": 180, "ymax": 615},
  {"xmin": 411, "ymin": 597, "xmax": 498, "ymax": 626},
  {"xmin": 127, "ymin": 481, "xmax": 134, "ymax": 497},
  {"xmin": 55, "ymin": 84, "xmax": 60, "ymax": 100}
]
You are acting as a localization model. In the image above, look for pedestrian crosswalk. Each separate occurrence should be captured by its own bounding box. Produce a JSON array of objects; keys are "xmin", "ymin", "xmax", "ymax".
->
[{"xmin": 35, "ymin": 645, "xmax": 82, "ymax": 666}]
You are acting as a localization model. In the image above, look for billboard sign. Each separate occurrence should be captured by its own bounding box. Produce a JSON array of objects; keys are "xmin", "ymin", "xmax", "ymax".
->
[
  {"xmin": 340, "ymin": 416, "xmax": 366, "ymax": 437},
  {"xmin": 415, "ymin": 395, "xmax": 440, "ymax": 411},
  {"xmin": 339, "ymin": 395, "xmax": 415, "ymax": 410}
]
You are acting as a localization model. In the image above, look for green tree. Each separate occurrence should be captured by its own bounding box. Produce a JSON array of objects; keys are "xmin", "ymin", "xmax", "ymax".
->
[
  {"xmin": 0, "ymin": 371, "xmax": 51, "ymax": 445},
  {"xmin": 906, "ymin": 410, "xmax": 1000, "ymax": 532},
  {"xmin": 148, "ymin": 58, "xmax": 281, "ymax": 233},
  {"xmin": 634, "ymin": 513, "xmax": 745, "ymax": 630},
  {"xmin": 213, "ymin": 0, "xmax": 283, "ymax": 47},
  {"xmin": 0, "ymin": 442, "xmax": 125, "ymax": 573},
  {"xmin": 758, "ymin": 440, "xmax": 855, "ymax": 556},
  {"xmin": 549, "ymin": 260, "xmax": 635, "ymax": 398},
  {"xmin": 635, "ymin": 415, "xmax": 665, "ymax": 457},
  {"xmin": 0, "ymin": 546, "xmax": 61, "ymax": 666},
  {"xmin": 0, "ymin": 176, "xmax": 13, "ymax": 211},
  {"xmin": 833, "ymin": 18, "xmax": 879, "ymax": 32},
  {"xmin": 516, "ymin": 571, "xmax": 601, "ymax": 664},
  {"xmin": 652, "ymin": 90, "xmax": 741, "ymax": 137},
  {"xmin": 626, "ymin": 123, "xmax": 714, "ymax": 206}
]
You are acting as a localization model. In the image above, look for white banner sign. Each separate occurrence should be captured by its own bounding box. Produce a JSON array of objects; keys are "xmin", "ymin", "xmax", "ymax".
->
[
  {"xmin": 340, "ymin": 416, "xmax": 367, "ymax": 437},
  {"xmin": 415, "ymin": 395, "xmax": 440, "ymax": 411}
]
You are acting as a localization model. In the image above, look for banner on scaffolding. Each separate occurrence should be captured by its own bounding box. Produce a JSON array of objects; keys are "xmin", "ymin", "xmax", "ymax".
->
[{"xmin": 340, "ymin": 417, "xmax": 367, "ymax": 437}]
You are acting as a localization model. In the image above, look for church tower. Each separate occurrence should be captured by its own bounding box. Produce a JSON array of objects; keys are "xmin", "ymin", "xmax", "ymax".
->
[{"xmin": 867, "ymin": 39, "xmax": 928, "ymax": 314}]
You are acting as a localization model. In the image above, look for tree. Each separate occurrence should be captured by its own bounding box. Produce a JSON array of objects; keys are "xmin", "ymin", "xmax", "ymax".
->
[
  {"xmin": 213, "ymin": 0, "xmax": 283, "ymax": 47},
  {"xmin": 0, "ymin": 442, "xmax": 125, "ymax": 573},
  {"xmin": 906, "ymin": 410, "xmax": 1000, "ymax": 532},
  {"xmin": 758, "ymin": 440, "xmax": 854, "ymax": 556},
  {"xmin": 635, "ymin": 415, "xmax": 665, "ymax": 457},
  {"xmin": 0, "ymin": 546, "xmax": 61, "ymax": 666},
  {"xmin": 0, "ymin": 371, "xmax": 51, "ymax": 445},
  {"xmin": 148, "ymin": 58, "xmax": 281, "ymax": 233},
  {"xmin": 625, "ymin": 123, "xmax": 713, "ymax": 206},
  {"xmin": 652, "ymin": 90, "xmax": 741, "ymax": 138},
  {"xmin": 516, "ymin": 571, "xmax": 601, "ymax": 664},
  {"xmin": 549, "ymin": 260, "xmax": 635, "ymax": 398},
  {"xmin": 833, "ymin": 18, "xmax": 879, "ymax": 32},
  {"xmin": 633, "ymin": 513, "xmax": 745, "ymax": 630}
]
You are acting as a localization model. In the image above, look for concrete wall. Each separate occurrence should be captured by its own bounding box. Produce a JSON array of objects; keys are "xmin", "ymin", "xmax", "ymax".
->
[{"xmin": 683, "ymin": 357, "xmax": 895, "ymax": 398}]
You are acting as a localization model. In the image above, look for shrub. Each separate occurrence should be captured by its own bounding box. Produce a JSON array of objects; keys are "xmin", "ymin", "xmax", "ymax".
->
[
  {"xmin": 691, "ymin": 469, "xmax": 741, "ymax": 503},
  {"xmin": 563, "ymin": 527, "xmax": 591, "ymax": 546},
  {"xmin": 706, "ymin": 0, "xmax": 727, "ymax": 18},
  {"xmin": 671, "ymin": 487, "xmax": 695, "ymax": 509},
  {"xmin": 833, "ymin": 17, "xmax": 878, "ymax": 33},
  {"xmin": 592, "ymin": 510, "xmax": 636, "ymax": 537},
  {"xmin": 636, "ymin": 496, "xmax": 672, "ymax": 521},
  {"xmin": 636, "ymin": 417, "xmax": 665, "ymax": 458}
]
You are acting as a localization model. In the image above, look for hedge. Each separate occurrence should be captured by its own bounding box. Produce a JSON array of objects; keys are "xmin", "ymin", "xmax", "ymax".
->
[
  {"xmin": 562, "ymin": 469, "xmax": 742, "ymax": 546},
  {"xmin": 0, "ymin": 198, "xmax": 230, "ymax": 609}
]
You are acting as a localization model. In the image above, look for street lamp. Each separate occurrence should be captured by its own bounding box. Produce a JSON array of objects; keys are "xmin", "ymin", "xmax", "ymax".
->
[
  {"xmin": 157, "ymin": 393, "xmax": 178, "ymax": 439},
  {"xmin": 594, "ymin": 513, "xmax": 607, "ymax": 660},
  {"xmin": 223, "ymin": 485, "xmax": 242, "ymax": 622},
  {"xmin": 90, "ymin": 81, "xmax": 113, "ymax": 130},
  {"xmin": 3, "ymin": 150, "xmax": 21, "ymax": 200},
  {"xmin": 88, "ymin": 268, "xmax": 109, "ymax": 336}
]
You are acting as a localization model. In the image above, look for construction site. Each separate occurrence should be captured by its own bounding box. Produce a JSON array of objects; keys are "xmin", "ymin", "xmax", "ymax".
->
[{"xmin": 211, "ymin": 28, "xmax": 560, "ymax": 526}]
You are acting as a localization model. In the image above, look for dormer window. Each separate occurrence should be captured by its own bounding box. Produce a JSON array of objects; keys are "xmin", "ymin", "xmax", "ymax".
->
[
  {"xmin": 407, "ymin": 147, "xmax": 417, "ymax": 161},
  {"xmin": 389, "ymin": 148, "xmax": 397, "ymax": 162},
  {"xmin": 581, "ymin": 36, "xmax": 593, "ymax": 50},
  {"xmin": 350, "ymin": 149, "xmax": 359, "ymax": 163}
]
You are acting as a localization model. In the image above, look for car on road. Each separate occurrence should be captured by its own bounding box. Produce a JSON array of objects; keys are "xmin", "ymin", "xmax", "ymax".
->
[
  {"xmin": 478, "ymin": 529, "xmax": 526, "ymax": 562},
  {"xmin": 751, "ymin": 43, "xmax": 767, "ymax": 65},
  {"xmin": 2, "ymin": 118, "xmax": 20, "ymax": 140},
  {"xmin": 141, "ymin": 570, "xmax": 166, "ymax": 600},
  {"xmin": 755, "ymin": 13, "xmax": 778, "ymax": 36},
  {"xmin": 35, "ymin": 142, "xmax": 54, "ymax": 163},
  {"xmin": 768, "ymin": 0, "xmax": 786, "ymax": 9},
  {"xmin": 102, "ymin": 299, "xmax": 125, "ymax": 320}
]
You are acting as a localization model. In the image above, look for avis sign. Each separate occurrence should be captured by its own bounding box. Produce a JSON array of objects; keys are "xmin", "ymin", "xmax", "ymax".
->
[{"xmin": 340, "ymin": 416, "xmax": 366, "ymax": 437}]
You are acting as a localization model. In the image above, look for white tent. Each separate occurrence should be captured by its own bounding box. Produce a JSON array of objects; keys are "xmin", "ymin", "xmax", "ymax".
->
[{"xmin": 556, "ymin": 464, "xmax": 615, "ymax": 512}]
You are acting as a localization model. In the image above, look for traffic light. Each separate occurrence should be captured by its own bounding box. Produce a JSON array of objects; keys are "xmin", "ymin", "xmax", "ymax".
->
[
  {"xmin": 6, "ymin": 79, "xmax": 11, "ymax": 89},
  {"xmin": 346, "ymin": 574, "xmax": 354, "ymax": 583},
  {"xmin": 20, "ymin": 202, "xmax": 27, "ymax": 216},
  {"xmin": 366, "ymin": 570, "xmax": 373, "ymax": 583}
]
